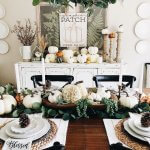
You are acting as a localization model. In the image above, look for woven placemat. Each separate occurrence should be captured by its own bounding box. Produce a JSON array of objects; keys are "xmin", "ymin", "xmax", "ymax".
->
[
  {"xmin": 115, "ymin": 120, "xmax": 149, "ymax": 150},
  {"xmin": 0, "ymin": 119, "xmax": 57, "ymax": 150}
]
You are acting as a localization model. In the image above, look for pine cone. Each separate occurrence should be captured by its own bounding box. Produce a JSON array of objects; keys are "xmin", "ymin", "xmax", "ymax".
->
[
  {"xmin": 141, "ymin": 112, "xmax": 150, "ymax": 127},
  {"xmin": 19, "ymin": 113, "xmax": 30, "ymax": 128}
]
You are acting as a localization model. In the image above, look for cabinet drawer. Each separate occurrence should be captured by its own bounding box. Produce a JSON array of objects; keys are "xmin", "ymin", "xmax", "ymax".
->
[
  {"xmin": 46, "ymin": 68, "xmax": 71, "ymax": 75},
  {"xmin": 98, "ymin": 69, "xmax": 120, "ymax": 75}
]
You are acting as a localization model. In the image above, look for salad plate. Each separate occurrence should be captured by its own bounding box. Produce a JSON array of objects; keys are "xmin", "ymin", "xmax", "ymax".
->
[
  {"xmin": 0, "ymin": 20, "xmax": 9, "ymax": 39},
  {"xmin": 10, "ymin": 118, "xmax": 37, "ymax": 134},
  {"xmin": 128, "ymin": 119, "xmax": 150, "ymax": 138},
  {"xmin": 0, "ymin": 40, "xmax": 9, "ymax": 54},
  {"xmin": 0, "ymin": 4, "xmax": 5, "ymax": 19}
]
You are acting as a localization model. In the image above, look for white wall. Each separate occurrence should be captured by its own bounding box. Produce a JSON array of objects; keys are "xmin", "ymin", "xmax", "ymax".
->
[{"xmin": 0, "ymin": 0, "xmax": 149, "ymax": 87}]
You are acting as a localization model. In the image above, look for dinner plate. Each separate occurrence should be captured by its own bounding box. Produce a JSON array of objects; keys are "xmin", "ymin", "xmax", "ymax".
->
[
  {"xmin": 10, "ymin": 118, "xmax": 37, "ymax": 134},
  {"xmin": 137, "ymin": 2, "xmax": 150, "ymax": 18},
  {"xmin": 135, "ymin": 20, "xmax": 150, "ymax": 39},
  {"xmin": 0, "ymin": 20, "xmax": 9, "ymax": 39},
  {"xmin": 0, "ymin": 40, "xmax": 9, "ymax": 54},
  {"xmin": 133, "ymin": 118, "xmax": 150, "ymax": 132},
  {"xmin": 123, "ymin": 119, "xmax": 146, "ymax": 142},
  {"xmin": 128, "ymin": 119, "xmax": 150, "ymax": 138},
  {"xmin": 0, "ymin": 4, "xmax": 5, "ymax": 19},
  {"xmin": 4, "ymin": 118, "xmax": 50, "ymax": 141},
  {"xmin": 135, "ymin": 40, "xmax": 150, "ymax": 55}
]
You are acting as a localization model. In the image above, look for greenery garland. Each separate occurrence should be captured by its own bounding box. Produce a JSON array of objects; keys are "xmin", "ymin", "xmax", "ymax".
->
[{"xmin": 32, "ymin": 0, "xmax": 117, "ymax": 8}]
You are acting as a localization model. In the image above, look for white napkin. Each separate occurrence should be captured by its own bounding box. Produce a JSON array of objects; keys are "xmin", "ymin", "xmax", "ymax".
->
[{"xmin": 2, "ymin": 138, "xmax": 32, "ymax": 150}]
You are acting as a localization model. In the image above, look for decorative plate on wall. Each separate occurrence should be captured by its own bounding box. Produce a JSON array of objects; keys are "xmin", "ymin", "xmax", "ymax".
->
[
  {"xmin": 0, "ymin": 40, "xmax": 9, "ymax": 54},
  {"xmin": 135, "ymin": 20, "xmax": 150, "ymax": 39},
  {"xmin": 0, "ymin": 20, "xmax": 9, "ymax": 39},
  {"xmin": 137, "ymin": 2, "xmax": 150, "ymax": 18},
  {"xmin": 0, "ymin": 4, "xmax": 5, "ymax": 19},
  {"xmin": 135, "ymin": 40, "xmax": 150, "ymax": 55}
]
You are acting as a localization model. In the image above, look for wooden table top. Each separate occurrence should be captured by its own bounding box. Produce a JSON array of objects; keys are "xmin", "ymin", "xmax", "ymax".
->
[{"xmin": 65, "ymin": 118, "xmax": 109, "ymax": 150}]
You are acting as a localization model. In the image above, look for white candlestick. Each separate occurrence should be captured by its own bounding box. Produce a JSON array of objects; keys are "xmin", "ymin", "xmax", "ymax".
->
[
  {"xmin": 119, "ymin": 60, "xmax": 124, "ymax": 86},
  {"xmin": 15, "ymin": 64, "xmax": 21, "ymax": 93},
  {"xmin": 42, "ymin": 58, "xmax": 46, "ymax": 85},
  {"xmin": 139, "ymin": 64, "xmax": 144, "ymax": 93}
]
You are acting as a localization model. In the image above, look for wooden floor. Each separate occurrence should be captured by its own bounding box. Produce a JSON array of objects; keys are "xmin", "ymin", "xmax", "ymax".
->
[{"xmin": 65, "ymin": 118, "xmax": 109, "ymax": 150}]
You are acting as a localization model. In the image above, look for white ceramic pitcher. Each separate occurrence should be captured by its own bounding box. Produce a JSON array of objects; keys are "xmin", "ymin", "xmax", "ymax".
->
[{"xmin": 20, "ymin": 46, "xmax": 32, "ymax": 62}]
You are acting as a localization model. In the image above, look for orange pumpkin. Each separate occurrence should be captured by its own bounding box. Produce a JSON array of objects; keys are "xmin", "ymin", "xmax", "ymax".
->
[{"xmin": 56, "ymin": 51, "xmax": 63, "ymax": 57}]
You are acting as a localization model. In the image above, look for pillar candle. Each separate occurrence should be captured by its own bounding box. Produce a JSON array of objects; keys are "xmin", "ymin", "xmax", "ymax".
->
[
  {"xmin": 15, "ymin": 64, "xmax": 21, "ymax": 93},
  {"xmin": 139, "ymin": 64, "xmax": 144, "ymax": 93},
  {"xmin": 42, "ymin": 58, "xmax": 46, "ymax": 85}
]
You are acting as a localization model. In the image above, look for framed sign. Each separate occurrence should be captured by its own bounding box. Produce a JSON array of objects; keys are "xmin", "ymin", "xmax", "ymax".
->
[
  {"xmin": 59, "ymin": 13, "xmax": 87, "ymax": 47},
  {"xmin": 36, "ymin": 2, "xmax": 105, "ymax": 48}
]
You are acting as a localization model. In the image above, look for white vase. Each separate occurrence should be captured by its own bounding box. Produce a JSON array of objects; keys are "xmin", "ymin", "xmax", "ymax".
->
[{"xmin": 20, "ymin": 46, "xmax": 32, "ymax": 62}]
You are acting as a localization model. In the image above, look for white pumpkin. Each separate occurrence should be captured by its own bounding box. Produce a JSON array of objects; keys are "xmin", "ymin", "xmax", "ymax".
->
[
  {"xmin": 77, "ymin": 54, "xmax": 87, "ymax": 64},
  {"xmin": 62, "ymin": 50, "xmax": 73, "ymax": 62},
  {"xmin": 66, "ymin": 57, "xmax": 74, "ymax": 64},
  {"xmin": 73, "ymin": 57, "xmax": 78, "ymax": 63},
  {"xmin": 88, "ymin": 93, "xmax": 102, "ymax": 101},
  {"xmin": 87, "ymin": 54, "xmax": 99, "ymax": 63},
  {"xmin": 88, "ymin": 47, "xmax": 98, "ymax": 55},
  {"xmin": 45, "ymin": 54, "xmax": 56, "ymax": 63},
  {"xmin": 81, "ymin": 48, "xmax": 88, "ymax": 55},
  {"xmin": 62, "ymin": 84, "xmax": 82, "ymax": 103},
  {"xmin": 23, "ymin": 94, "xmax": 42, "ymax": 108},
  {"xmin": 97, "ymin": 87, "xmax": 111, "ymax": 99},
  {"xmin": 0, "ymin": 95, "xmax": 17, "ymax": 115},
  {"xmin": 97, "ymin": 56, "xmax": 103, "ymax": 64},
  {"xmin": 48, "ymin": 46, "xmax": 58, "ymax": 54},
  {"xmin": 119, "ymin": 96, "xmax": 139, "ymax": 109},
  {"xmin": 76, "ymin": 82, "xmax": 88, "ymax": 98},
  {"xmin": 48, "ymin": 90, "xmax": 62, "ymax": 103}
]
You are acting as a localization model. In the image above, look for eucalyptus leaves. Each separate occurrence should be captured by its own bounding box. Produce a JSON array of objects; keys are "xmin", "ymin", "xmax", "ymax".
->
[{"xmin": 32, "ymin": 0, "xmax": 117, "ymax": 8}]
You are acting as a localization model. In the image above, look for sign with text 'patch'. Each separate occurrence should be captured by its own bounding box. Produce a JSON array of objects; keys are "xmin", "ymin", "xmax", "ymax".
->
[{"xmin": 59, "ymin": 13, "xmax": 87, "ymax": 47}]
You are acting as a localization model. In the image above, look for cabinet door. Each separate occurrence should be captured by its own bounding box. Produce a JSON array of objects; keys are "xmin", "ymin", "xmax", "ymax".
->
[
  {"xmin": 20, "ymin": 67, "xmax": 42, "ymax": 89},
  {"xmin": 73, "ymin": 69, "xmax": 97, "ymax": 87}
]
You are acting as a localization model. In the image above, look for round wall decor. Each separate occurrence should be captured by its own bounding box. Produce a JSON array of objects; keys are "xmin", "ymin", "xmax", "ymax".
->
[
  {"xmin": 135, "ymin": 40, "xmax": 150, "ymax": 55},
  {"xmin": 0, "ymin": 4, "xmax": 5, "ymax": 19},
  {"xmin": 135, "ymin": 20, "xmax": 150, "ymax": 39},
  {"xmin": 0, "ymin": 40, "xmax": 9, "ymax": 54},
  {"xmin": 0, "ymin": 20, "xmax": 9, "ymax": 39},
  {"xmin": 137, "ymin": 2, "xmax": 150, "ymax": 18}
]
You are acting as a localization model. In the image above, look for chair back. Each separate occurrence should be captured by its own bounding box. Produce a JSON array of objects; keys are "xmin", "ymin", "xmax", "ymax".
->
[
  {"xmin": 31, "ymin": 75, "xmax": 74, "ymax": 88},
  {"xmin": 93, "ymin": 75, "xmax": 136, "ymax": 88}
]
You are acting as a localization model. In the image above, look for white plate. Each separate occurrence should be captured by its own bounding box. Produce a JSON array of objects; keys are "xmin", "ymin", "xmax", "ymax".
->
[
  {"xmin": 137, "ymin": 2, "xmax": 150, "ymax": 18},
  {"xmin": 10, "ymin": 119, "xmax": 37, "ymax": 134},
  {"xmin": 135, "ymin": 40, "xmax": 150, "ymax": 55},
  {"xmin": 134, "ymin": 118, "xmax": 150, "ymax": 132},
  {"xmin": 128, "ymin": 119, "xmax": 150, "ymax": 138},
  {"xmin": 0, "ymin": 4, "xmax": 5, "ymax": 19},
  {"xmin": 0, "ymin": 20, "xmax": 9, "ymax": 39},
  {"xmin": 2, "ymin": 118, "xmax": 50, "ymax": 141},
  {"xmin": 135, "ymin": 20, "xmax": 150, "ymax": 39},
  {"xmin": 123, "ymin": 119, "xmax": 146, "ymax": 142},
  {"xmin": 0, "ymin": 40, "xmax": 9, "ymax": 54}
]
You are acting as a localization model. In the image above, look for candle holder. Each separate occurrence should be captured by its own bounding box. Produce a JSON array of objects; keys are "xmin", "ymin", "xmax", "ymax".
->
[
  {"xmin": 15, "ymin": 93, "xmax": 24, "ymax": 105},
  {"xmin": 103, "ymin": 34, "xmax": 108, "ymax": 62},
  {"xmin": 118, "ymin": 83, "xmax": 126, "ymax": 99}
]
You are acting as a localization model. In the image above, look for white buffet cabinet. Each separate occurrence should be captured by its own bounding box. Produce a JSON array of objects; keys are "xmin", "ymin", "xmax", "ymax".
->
[{"xmin": 15, "ymin": 62, "xmax": 127, "ymax": 89}]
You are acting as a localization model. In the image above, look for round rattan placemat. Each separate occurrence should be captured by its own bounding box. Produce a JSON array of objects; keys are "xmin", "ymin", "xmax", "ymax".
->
[
  {"xmin": 0, "ymin": 119, "xmax": 57, "ymax": 150},
  {"xmin": 115, "ymin": 120, "xmax": 149, "ymax": 150}
]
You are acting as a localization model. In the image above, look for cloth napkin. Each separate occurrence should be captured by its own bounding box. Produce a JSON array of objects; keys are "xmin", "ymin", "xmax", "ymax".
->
[{"xmin": 0, "ymin": 117, "xmax": 69, "ymax": 150}]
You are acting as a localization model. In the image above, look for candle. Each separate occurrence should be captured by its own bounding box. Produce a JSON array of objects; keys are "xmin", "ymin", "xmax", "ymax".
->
[
  {"xmin": 119, "ymin": 59, "xmax": 124, "ymax": 86},
  {"xmin": 42, "ymin": 58, "xmax": 46, "ymax": 85},
  {"xmin": 15, "ymin": 64, "xmax": 21, "ymax": 93},
  {"xmin": 102, "ymin": 27, "xmax": 109, "ymax": 34},
  {"xmin": 118, "ymin": 25, "xmax": 124, "ymax": 33},
  {"xmin": 139, "ymin": 64, "xmax": 144, "ymax": 93}
]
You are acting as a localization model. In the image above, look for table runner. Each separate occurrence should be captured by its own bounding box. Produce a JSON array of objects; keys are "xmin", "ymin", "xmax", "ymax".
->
[{"xmin": 0, "ymin": 117, "xmax": 69, "ymax": 149}]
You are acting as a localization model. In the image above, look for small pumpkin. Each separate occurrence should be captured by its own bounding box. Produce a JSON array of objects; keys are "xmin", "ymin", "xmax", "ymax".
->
[
  {"xmin": 0, "ymin": 95, "xmax": 17, "ymax": 115},
  {"xmin": 88, "ymin": 47, "xmax": 98, "ymax": 55},
  {"xmin": 62, "ymin": 50, "xmax": 73, "ymax": 62},
  {"xmin": 76, "ymin": 81, "xmax": 88, "ymax": 98},
  {"xmin": 81, "ymin": 48, "xmax": 88, "ymax": 55},
  {"xmin": 77, "ymin": 54, "xmax": 87, "ymax": 64},
  {"xmin": 62, "ymin": 84, "xmax": 82, "ymax": 103},
  {"xmin": 23, "ymin": 93, "xmax": 42, "ymax": 108},
  {"xmin": 87, "ymin": 54, "xmax": 99, "ymax": 63},
  {"xmin": 48, "ymin": 46, "xmax": 58, "ymax": 54},
  {"xmin": 140, "ymin": 95, "xmax": 150, "ymax": 104},
  {"xmin": 119, "ymin": 95, "xmax": 139, "ymax": 109},
  {"xmin": 97, "ymin": 56, "xmax": 103, "ymax": 64},
  {"xmin": 45, "ymin": 54, "xmax": 56, "ymax": 63},
  {"xmin": 109, "ymin": 33, "xmax": 116, "ymax": 38},
  {"xmin": 97, "ymin": 87, "xmax": 111, "ymax": 99},
  {"xmin": 56, "ymin": 51, "xmax": 63, "ymax": 57},
  {"xmin": 48, "ymin": 90, "xmax": 62, "ymax": 103}
]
